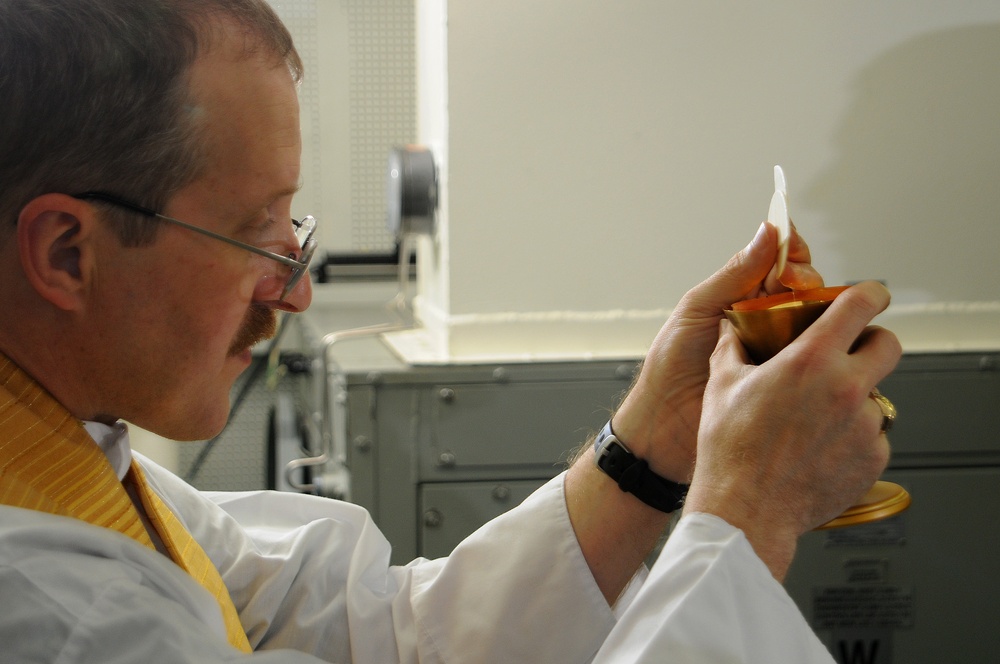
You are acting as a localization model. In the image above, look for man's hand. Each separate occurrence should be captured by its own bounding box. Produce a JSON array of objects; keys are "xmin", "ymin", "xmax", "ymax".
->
[
  {"xmin": 684, "ymin": 281, "xmax": 901, "ymax": 580},
  {"xmin": 611, "ymin": 222, "xmax": 822, "ymax": 483},
  {"xmin": 565, "ymin": 221, "xmax": 827, "ymax": 604}
]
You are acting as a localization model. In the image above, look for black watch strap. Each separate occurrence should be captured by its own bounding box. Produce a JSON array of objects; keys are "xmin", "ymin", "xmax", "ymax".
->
[{"xmin": 593, "ymin": 420, "xmax": 688, "ymax": 513}]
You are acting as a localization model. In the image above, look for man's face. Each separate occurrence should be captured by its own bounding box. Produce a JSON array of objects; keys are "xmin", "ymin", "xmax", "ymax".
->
[{"xmin": 91, "ymin": 33, "xmax": 311, "ymax": 440}]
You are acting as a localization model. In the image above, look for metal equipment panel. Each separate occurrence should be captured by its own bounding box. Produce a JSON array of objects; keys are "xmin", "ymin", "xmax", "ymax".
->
[
  {"xmin": 419, "ymin": 480, "xmax": 547, "ymax": 559},
  {"xmin": 313, "ymin": 337, "xmax": 999, "ymax": 662},
  {"xmin": 422, "ymin": 380, "xmax": 619, "ymax": 480},
  {"xmin": 879, "ymin": 354, "xmax": 1000, "ymax": 462},
  {"xmin": 785, "ymin": 466, "xmax": 1000, "ymax": 663}
]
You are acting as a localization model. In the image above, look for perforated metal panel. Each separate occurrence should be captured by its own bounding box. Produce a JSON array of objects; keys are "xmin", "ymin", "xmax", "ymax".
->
[
  {"xmin": 271, "ymin": 0, "xmax": 324, "ymax": 236},
  {"xmin": 345, "ymin": 0, "xmax": 416, "ymax": 252},
  {"xmin": 271, "ymin": 0, "xmax": 416, "ymax": 254}
]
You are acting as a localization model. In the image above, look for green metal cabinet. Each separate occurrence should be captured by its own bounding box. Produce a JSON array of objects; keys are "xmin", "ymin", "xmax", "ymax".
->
[
  {"xmin": 324, "ymin": 337, "xmax": 1000, "ymax": 663},
  {"xmin": 328, "ymin": 339, "xmax": 636, "ymax": 564},
  {"xmin": 783, "ymin": 352, "xmax": 1000, "ymax": 663}
]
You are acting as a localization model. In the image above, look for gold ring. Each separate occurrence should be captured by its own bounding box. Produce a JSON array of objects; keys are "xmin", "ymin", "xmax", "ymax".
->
[{"xmin": 869, "ymin": 387, "xmax": 896, "ymax": 433}]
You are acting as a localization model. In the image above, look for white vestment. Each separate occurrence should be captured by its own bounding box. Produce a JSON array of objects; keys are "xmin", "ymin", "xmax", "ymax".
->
[{"xmin": 0, "ymin": 425, "xmax": 832, "ymax": 662}]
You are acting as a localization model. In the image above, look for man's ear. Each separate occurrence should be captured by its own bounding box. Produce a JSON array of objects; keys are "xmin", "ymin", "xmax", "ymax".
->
[{"xmin": 17, "ymin": 194, "xmax": 100, "ymax": 311}]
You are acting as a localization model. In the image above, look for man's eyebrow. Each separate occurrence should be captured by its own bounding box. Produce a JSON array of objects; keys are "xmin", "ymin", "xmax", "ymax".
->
[
  {"xmin": 262, "ymin": 183, "xmax": 303, "ymax": 206},
  {"xmin": 259, "ymin": 180, "xmax": 304, "ymax": 206}
]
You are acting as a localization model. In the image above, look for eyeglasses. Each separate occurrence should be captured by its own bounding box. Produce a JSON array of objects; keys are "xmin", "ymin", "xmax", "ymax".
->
[{"xmin": 73, "ymin": 191, "xmax": 317, "ymax": 300}]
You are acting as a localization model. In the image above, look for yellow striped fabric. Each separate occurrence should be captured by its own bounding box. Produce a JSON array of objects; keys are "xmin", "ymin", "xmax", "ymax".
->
[
  {"xmin": 0, "ymin": 355, "xmax": 251, "ymax": 653},
  {"xmin": 126, "ymin": 460, "xmax": 252, "ymax": 651}
]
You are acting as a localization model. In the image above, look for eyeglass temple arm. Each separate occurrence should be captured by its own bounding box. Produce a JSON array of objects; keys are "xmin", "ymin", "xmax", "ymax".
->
[{"xmin": 73, "ymin": 191, "xmax": 308, "ymax": 269}]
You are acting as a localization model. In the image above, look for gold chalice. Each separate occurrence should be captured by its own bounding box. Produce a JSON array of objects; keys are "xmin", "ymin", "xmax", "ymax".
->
[{"xmin": 724, "ymin": 285, "xmax": 911, "ymax": 529}]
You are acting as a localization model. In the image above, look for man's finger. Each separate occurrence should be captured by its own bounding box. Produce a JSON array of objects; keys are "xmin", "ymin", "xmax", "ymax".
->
[
  {"xmin": 682, "ymin": 223, "xmax": 777, "ymax": 317},
  {"xmin": 801, "ymin": 281, "xmax": 891, "ymax": 354}
]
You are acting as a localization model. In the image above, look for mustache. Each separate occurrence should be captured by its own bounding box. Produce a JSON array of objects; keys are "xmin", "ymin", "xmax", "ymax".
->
[{"xmin": 228, "ymin": 304, "xmax": 277, "ymax": 356}]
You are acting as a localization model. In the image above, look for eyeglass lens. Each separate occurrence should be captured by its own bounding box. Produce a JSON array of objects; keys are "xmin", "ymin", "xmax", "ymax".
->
[{"xmin": 281, "ymin": 215, "xmax": 318, "ymax": 299}]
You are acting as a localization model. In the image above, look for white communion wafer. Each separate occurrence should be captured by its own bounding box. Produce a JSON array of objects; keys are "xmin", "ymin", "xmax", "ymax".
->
[{"xmin": 769, "ymin": 165, "xmax": 790, "ymax": 276}]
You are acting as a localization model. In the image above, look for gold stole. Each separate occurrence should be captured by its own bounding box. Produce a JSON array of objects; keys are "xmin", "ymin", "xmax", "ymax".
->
[{"xmin": 0, "ymin": 355, "xmax": 252, "ymax": 652}]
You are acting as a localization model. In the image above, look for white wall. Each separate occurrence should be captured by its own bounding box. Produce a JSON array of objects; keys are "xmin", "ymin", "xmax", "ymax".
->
[{"xmin": 395, "ymin": 0, "xmax": 1000, "ymax": 362}]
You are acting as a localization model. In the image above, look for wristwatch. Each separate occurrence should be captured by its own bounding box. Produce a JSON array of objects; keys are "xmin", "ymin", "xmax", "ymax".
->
[{"xmin": 594, "ymin": 420, "xmax": 688, "ymax": 513}]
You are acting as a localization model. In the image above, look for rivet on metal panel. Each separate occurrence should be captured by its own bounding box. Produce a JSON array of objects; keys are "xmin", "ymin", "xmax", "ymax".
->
[
  {"xmin": 423, "ymin": 509, "xmax": 443, "ymax": 528},
  {"xmin": 492, "ymin": 485, "xmax": 511, "ymax": 501},
  {"xmin": 438, "ymin": 387, "xmax": 456, "ymax": 403},
  {"xmin": 437, "ymin": 451, "xmax": 456, "ymax": 467},
  {"xmin": 492, "ymin": 367, "xmax": 509, "ymax": 383},
  {"xmin": 353, "ymin": 435, "xmax": 372, "ymax": 453},
  {"xmin": 615, "ymin": 364, "xmax": 634, "ymax": 380}
]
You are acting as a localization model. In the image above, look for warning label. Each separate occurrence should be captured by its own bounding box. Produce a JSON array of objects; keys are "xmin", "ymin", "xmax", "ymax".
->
[
  {"xmin": 813, "ymin": 586, "xmax": 914, "ymax": 629},
  {"xmin": 829, "ymin": 629, "xmax": 892, "ymax": 664}
]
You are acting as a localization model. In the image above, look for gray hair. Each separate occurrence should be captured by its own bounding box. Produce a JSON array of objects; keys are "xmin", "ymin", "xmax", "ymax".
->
[{"xmin": 0, "ymin": 0, "xmax": 303, "ymax": 245}]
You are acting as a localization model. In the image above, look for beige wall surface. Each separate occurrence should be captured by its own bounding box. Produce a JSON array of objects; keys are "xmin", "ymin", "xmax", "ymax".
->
[{"xmin": 417, "ymin": 1, "xmax": 1000, "ymax": 342}]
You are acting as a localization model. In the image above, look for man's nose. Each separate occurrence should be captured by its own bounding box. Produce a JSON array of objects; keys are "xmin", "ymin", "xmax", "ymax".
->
[
  {"xmin": 278, "ymin": 271, "xmax": 312, "ymax": 313},
  {"xmin": 252, "ymin": 261, "xmax": 313, "ymax": 312}
]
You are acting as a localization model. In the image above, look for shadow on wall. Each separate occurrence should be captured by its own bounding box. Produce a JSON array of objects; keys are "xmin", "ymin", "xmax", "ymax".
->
[{"xmin": 802, "ymin": 24, "xmax": 1000, "ymax": 305}]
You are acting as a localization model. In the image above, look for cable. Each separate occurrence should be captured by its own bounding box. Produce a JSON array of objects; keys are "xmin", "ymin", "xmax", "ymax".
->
[{"xmin": 283, "ymin": 233, "xmax": 420, "ymax": 495}]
